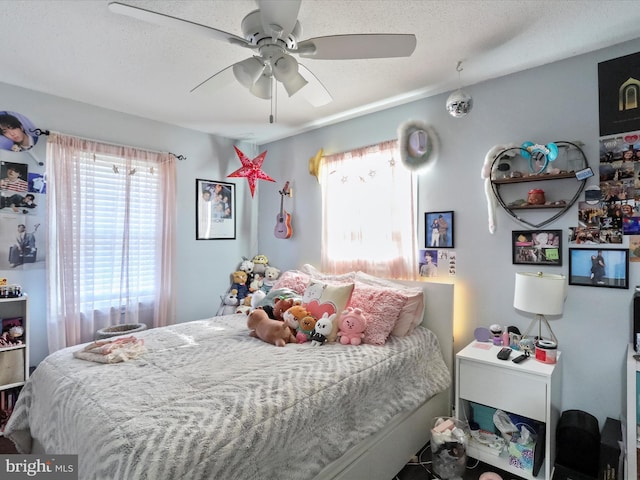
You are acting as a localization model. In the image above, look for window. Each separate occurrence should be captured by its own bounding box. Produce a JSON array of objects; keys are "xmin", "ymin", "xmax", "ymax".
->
[
  {"xmin": 319, "ymin": 140, "xmax": 417, "ymax": 279},
  {"xmin": 46, "ymin": 133, "xmax": 177, "ymax": 352}
]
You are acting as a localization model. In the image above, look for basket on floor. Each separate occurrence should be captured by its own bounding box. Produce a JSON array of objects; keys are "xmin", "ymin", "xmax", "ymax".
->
[{"xmin": 96, "ymin": 323, "xmax": 147, "ymax": 339}]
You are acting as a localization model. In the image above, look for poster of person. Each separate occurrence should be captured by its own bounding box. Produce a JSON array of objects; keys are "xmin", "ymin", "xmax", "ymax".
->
[
  {"xmin": 0, "ymin": 111, "xmax": 39, "ymax": 152},
  {"xmin": 0, "ymin": 214, "xmax": 43, "ymax": 269},
  {"xmin": 28, "ymin": 172, "xmax": 46, "ymax": 194},
  {"xmin": 598, "ymin": 51, "xmax": 640, "ymax": 136},
  {"xmin": 196, "ymin": 179, "xmax": 236, "ymax": 240},
  {"xmin": 0, "ymin": 161, "xmax": 40, "ymax": 216},
  {"xmin": 424, "ymin": 211, "xmax": 454, "ymax": 248},
  {"xmin": 418, "ymin": 249, "xmax": 438, "ymax": 277}
]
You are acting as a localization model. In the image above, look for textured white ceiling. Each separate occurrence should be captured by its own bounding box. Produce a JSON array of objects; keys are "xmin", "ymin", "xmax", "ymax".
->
[{"xmin": 1, "ymin": 0, "xmax": 639, "ymax": 144}]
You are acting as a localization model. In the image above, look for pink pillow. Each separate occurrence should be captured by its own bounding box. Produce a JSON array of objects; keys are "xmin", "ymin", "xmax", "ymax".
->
[
  {"xmin": 349, "ymin": 284, "xmax": 407, "ymax": 345},
  {"xmin": 272, "ymin": 270, "xmax": 309, "ymax": 295},
  {"xmin": 354, "ymin": 272, "xmax": 424, "ymax": 336}
]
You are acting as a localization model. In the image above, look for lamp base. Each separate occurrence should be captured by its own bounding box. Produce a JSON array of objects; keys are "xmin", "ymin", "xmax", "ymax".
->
[{"xmin": 522, "ymin": 314, "xmax": 558, "ymax": 345}]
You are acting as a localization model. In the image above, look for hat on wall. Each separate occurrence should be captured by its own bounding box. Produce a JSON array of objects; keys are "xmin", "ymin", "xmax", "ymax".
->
[
  {"xmin": 397, "ymin": 119, "xmax": 438, "ymax": 172},
  {"xmin": 308, "ymin": 148, "xmax": 323, "ymax": 181}
]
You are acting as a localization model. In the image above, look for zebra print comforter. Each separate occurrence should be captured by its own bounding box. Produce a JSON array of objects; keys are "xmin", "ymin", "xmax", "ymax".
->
[{"xmin": 5, "ymin": 314, "xmax": 450, "ymax": 480}]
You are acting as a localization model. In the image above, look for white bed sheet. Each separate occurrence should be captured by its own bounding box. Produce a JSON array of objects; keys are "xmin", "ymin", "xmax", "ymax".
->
[{"xmin": 5, "ymin": 314, "xmax": 450, "ymax": 480}]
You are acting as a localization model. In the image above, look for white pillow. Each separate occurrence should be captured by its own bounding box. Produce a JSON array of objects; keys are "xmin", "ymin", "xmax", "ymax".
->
[
  {"xmin": 301, "ymin": 264, "xmax": 356, "ymax": 283},
  {"xmin": 354, "ymin": 271, "xmax": 425, "ymax": 336},
  {"xmin": 302, "ymin": 279, "xmax": 354, "ymax": 342}
]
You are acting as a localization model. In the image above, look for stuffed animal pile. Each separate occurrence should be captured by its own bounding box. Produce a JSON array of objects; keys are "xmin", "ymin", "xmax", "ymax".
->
[
  {"xmin": 218, "ymin": 258, "xmax": 374, "ymax": 348},
  {"xmin": 217, "ymin": 254, "xmax": 282, "ymax": 315}
]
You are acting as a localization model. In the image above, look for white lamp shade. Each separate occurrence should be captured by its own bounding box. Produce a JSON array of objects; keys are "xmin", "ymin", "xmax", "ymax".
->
[
  {"xmin": 249, "ymin": 74, "xmax": 272, "ymax": 99},
  {"xmin": 273, "ymin": 54, "xmax": 308, "ymax": 97},
  {"xmin": 233, "ymin": 57, "xmax": 265, "ymax": 87},
  {"xmin": 513, "ymin": 272, "xmax": 566, "ymax": 315}
]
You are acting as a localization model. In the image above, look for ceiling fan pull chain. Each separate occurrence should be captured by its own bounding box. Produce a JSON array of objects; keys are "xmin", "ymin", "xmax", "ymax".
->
[{"xmin": 270, "ymin": 79, "xmax": 277, "ymax": 124}]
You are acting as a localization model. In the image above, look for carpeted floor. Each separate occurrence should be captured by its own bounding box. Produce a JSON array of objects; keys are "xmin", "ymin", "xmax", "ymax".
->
[{"xmin": 394, "ymin": 442, "xmax": 524, "ymax": 480}]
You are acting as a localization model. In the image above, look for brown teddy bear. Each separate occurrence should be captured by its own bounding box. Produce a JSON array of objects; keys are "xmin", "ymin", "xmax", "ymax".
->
[
  {"xmin": 247, "ymin": 309, "xmax": 296, "ymax": 347},
  {"xmin": 273, "ymin": 297, "xmax": 301, "ymax": 320}
]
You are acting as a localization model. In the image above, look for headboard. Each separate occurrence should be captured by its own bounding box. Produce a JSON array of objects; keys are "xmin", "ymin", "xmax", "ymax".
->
[{"xmin": 398, "ymin": 280, "xmax": 455, "ymax": 381}]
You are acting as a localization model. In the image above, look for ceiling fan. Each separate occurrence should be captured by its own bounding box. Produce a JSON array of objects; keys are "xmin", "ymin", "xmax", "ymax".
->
[{"xmin": 108, "ymin": 0, "xmax": 417, "ymax": 107}]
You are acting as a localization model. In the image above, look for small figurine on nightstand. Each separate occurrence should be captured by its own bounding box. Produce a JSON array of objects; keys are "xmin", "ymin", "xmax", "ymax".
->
[{"xmin": 489, "ymin": 324, "xmax": 503, "ymax": 345}]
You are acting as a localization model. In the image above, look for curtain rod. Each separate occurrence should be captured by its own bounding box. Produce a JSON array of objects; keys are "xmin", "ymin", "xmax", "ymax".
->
[
  {"xmin": 323, "ymin": 138, "xmax": 397, "ymax": 158},
  {"xmin": 35, "ymin": 129, "xmax": 186, "ymax": 160}
]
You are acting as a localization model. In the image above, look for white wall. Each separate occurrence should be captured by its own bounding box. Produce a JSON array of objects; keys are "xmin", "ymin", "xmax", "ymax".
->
[
  {"xmin": 258, "ymin": 37, "xmax": 640, "ymax": 427},
  {"xmin": 0, "ymin": 82, "xmax": 259, "ymax": 366}
]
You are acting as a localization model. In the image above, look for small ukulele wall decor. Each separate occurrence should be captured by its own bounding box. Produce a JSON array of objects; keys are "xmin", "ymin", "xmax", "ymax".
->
[{"xmin": 274, "ymin": 181, "xmax": 292, "ymax": 239}]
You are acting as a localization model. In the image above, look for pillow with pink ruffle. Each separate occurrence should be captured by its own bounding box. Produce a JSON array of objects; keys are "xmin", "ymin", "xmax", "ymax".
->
[
  {"xmin": 354, "ymin": 272, "xmax": 424, "ymax": 337},
  {"xmin": 272, "ymin": 270, "xmax": 309, "ymax": 295},
  {"xmin": 348, "ymin": 283, "xmax": 408, "ymax": 345}
]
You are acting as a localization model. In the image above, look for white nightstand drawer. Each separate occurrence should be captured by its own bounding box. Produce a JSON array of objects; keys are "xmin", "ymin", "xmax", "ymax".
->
[{"xmin": 459, "ymin": 360, "xmax": 547, "ymax": 422}]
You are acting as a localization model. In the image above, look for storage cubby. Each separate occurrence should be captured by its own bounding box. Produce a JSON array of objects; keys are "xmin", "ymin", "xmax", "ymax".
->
[{"xmin": 0, "ymin": 294, "xmax": 29, "ymax": 434}]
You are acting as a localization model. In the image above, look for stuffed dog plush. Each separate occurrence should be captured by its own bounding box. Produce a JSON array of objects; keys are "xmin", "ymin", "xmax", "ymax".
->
[{"xmin": 247, "ymin": 309, "xmax": 296, "ymax": 347}]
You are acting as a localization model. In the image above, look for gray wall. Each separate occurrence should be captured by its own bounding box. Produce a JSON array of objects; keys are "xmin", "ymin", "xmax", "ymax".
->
[
  {"xmin": 2, "ymin": 35, "xmax": 639, "ymax": 428},
  {"xmin": 258, "ymin": 37, "xmax": 640, "ymax": 427}
]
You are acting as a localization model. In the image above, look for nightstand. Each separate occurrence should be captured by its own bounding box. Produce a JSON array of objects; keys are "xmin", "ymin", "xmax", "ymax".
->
[{"xmin": 455, "ymin": 341, "xmax": 562, "ymax": 480}]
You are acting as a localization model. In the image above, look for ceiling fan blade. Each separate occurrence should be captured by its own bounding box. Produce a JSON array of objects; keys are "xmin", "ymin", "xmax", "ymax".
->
[
  {"xmin": 298, "ymin": 64, "xmax": 332, "ymax": 107},
  {"xmin": 258, "ymin": 0, "xmax": 301, "ymax": 40},
  {"xmin": 297, "ymin": 34, "xmax": 417, "ymax": 60},
  {"xmin": 108, "ymin": 2, "xmax": 250, "ymax": 48},
  {"xmin": 190, "ymin": 65, "xmax": 236, "ymax": 94}
]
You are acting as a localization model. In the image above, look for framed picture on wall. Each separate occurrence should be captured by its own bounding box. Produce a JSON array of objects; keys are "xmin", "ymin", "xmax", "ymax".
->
[
  {"xmin": 512, "ymin": 230, "xmax": 563, "ymax": 266},
  {"xmin": 568, "ymin": 247, "xmax": 629, "ymax": 289},
  {"xmin": 196, "ymin": 179, "xmax": 236, "ymax": 240},
  {"xmin": 425, "ymin": 211, "xmax": 454, "ymax": 248}
]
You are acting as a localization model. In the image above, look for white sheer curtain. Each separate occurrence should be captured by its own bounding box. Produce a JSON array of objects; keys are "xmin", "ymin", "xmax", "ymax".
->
[
  {"xmin": 319, "ymin": 140, "xmax": 417, "ymax": 279},
  {"xmin": 46, "ymin": 133, "xmax": 177, "ymax": 352}
]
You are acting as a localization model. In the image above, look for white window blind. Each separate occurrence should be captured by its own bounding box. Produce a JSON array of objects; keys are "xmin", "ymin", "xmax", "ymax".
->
[
  {"xmin": 46, "ymin": 133, "xmax": 176, "ymax": 352},
  {"xmin": 75, "ymin": 152, "xmax": 160, "ymax": 308}
]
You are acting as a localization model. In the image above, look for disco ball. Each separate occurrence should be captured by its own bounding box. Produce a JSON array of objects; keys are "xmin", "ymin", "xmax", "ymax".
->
[{"xmin": 446, "ymin": 89, "xmax": 473, "ymax": 118}]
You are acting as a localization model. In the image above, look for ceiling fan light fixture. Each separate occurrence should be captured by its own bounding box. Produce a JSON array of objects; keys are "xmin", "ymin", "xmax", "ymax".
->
[
  {"xmin": 232, "ymin": 57, "xmax": 265, "ymax": 88},
  {"xmin": 282, "ymin": 73, "xmax": 308, "ymax": 97},
  {"xmin": 250, "ymin": 74, "xmax": 272, "ymax": 99},
  {"xmin": 273, "ymin": 54, "xmax": 308, "ymax": 97}
]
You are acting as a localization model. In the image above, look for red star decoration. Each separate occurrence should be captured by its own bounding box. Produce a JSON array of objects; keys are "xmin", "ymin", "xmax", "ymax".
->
[{"xmin": 227, "ymin": 146, "xmax": 275, "ymax": 198}]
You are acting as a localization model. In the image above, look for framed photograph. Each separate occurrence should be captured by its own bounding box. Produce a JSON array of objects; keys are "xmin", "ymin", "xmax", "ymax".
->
[
  {"xmin": 512, "ymin": 230, "xmax": 562, "ymax": 266},
  {"xmin": 598, "ymin": 51, "xmax": 640, "ymax": 136},
  {"xmin": 196, "ymin": 179, "xmax": 236, "ymax": 240},
  {"xmin": 568, "ymin": 248, "xmax": 629, "ymax": 289},
  {"xmin": 425, "ymin": 211, "xmax": 454, "ymax": 248}
]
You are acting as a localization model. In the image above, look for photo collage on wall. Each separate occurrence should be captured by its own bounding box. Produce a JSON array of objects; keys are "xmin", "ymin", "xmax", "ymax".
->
[
  {"xmin": 419, "ymin": 211, "xmax": 456, "ymax": 277},
  {"xmin": 566, "ymin": 51, "xmax": 640, "ymax": 262},
  {"xmin": 0, "ymin": 110, "xmax": 46, "ymax": 271}
]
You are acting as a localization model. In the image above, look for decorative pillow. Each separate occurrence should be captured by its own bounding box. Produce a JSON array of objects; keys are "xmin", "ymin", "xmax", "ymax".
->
[
  {"xmin": 302, "ymin": 279, "xmax": 354, "ymax": 342},
  {"xmin": 272, "ymin": 270, "xmax": 309, "ymax": 295},
  {"xmin": 354, "ymin": 272, "xmax": 425, "ymax": 336},
  {"xmin": 301, "ymin": 264, "xmax": 356, "ymax": 283},
  {"xmin": 349, "ymin": 284, "xmax": 407, "ymax": 345}
]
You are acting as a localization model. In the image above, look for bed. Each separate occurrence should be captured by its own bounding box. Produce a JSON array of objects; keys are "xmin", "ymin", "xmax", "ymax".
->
[{"xmin": 4, "ymin": 275, "xmax": 454, "ymax": 480}]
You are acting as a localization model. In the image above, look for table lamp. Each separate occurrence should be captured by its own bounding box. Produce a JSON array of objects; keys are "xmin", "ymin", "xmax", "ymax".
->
[{"xmin": 513, "ymin": 272, "xmax": 566, "ymax": 344}]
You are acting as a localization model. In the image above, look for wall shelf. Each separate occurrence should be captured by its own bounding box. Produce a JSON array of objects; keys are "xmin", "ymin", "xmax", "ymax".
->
[{"xmin": 490, "ymin": 141, "xmax": 589, "ymax": 228}]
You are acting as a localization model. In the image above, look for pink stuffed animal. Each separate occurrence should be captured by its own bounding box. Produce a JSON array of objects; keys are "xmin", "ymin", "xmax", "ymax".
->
[{"xmin": 338, "ymin": 307, "xmax": 367, "ymax": 345}]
